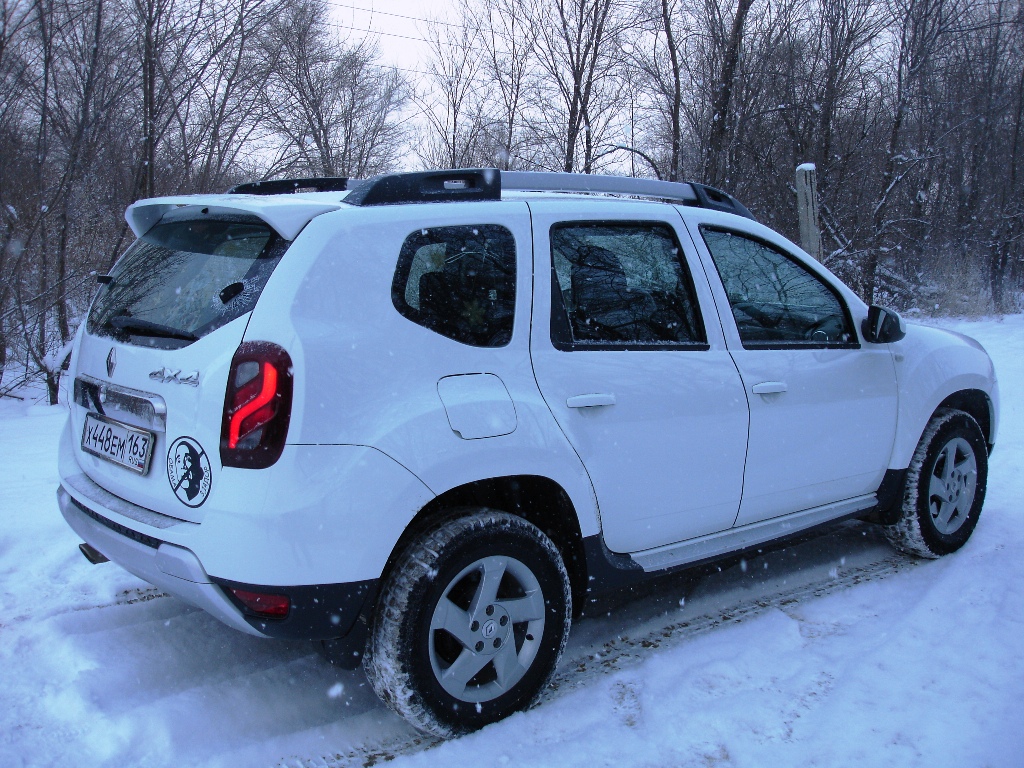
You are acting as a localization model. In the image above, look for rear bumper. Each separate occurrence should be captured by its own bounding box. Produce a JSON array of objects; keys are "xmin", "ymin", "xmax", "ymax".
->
[
  {"xmin": 58, "ymin": 486, "xmax": 375, "ymax": 640},
  {"xmin": 58, "ymin": 485, "xmax": 261, "ymax": 635}
]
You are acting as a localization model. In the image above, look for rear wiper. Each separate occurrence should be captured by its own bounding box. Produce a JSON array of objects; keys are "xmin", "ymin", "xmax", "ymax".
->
[{"xmin": 108, "ymin": 315, "xmax": 198, "ymax": 341}]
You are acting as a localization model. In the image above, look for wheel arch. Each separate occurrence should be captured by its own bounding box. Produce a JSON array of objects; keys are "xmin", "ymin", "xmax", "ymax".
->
[
  {"xmin": 377, "ymin": 475, "xmax": 590, "ymax": 619},
  {"xmin": 937, "ymin": 389, "xmax": 995, "ymax": 452},
  {"xmin": 890, "ymin": 323, "xmax": 998, "ymax": 469}
]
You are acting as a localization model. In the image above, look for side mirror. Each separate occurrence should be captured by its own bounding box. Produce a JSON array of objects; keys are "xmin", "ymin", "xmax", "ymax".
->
[{"xmin": 862, "ymin": 305, "xmax": 906, "ymax": 344}]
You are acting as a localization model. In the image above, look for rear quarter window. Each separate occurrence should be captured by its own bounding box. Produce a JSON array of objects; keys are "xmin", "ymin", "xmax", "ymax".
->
[{"xmin": 391, "ymin": 225, "xmax": 516, "ymax": 347}]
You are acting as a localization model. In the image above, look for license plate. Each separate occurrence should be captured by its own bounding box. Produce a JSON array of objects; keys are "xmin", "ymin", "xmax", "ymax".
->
[{"xmin": 81, "ymin": 413, "xmax": 155, "ymax": 475}]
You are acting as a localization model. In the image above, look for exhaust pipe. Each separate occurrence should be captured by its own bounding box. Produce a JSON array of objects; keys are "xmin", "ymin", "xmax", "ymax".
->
[{"xmin": 79, "ymin": 542, "xmax": 109, "ymax": 565}]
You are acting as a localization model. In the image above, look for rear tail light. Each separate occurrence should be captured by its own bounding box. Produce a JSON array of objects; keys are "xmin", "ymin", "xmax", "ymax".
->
[
  {"xmin": 228, "ymin": 587, "xmax": 290, "ymax": 619},
  {"xmin": 221, "ymin": 341, "xmax": 293, "ymax": 469}
]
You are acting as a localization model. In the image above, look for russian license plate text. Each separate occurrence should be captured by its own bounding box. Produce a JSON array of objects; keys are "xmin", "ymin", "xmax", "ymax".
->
[{"xmin": 81, "ymin": 413, "xmax": 153, "ymax": 475}]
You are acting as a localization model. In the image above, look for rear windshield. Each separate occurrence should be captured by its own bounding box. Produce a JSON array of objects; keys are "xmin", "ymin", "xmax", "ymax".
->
[{"xmin": 88, "ymin": 213, "xmax": 287, "ymax": 348}]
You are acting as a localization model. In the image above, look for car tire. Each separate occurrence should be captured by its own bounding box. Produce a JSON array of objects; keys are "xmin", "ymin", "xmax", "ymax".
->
[
  {"xmin": 363, "ymin": 510, "xmax": 572, "ymax": 736},
  {"xmin": 885, "ymin": 408, "xmax": 988, "ymax": 558}
]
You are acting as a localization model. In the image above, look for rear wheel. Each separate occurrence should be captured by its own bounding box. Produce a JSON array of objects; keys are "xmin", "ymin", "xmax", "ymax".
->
[
  {"xmin": 885, "ymin": 408, "xmax": 988, "ymax": 558},
  {"xmin": 364, "ymin": 510, "xmax": 571, "ymax": 736}
]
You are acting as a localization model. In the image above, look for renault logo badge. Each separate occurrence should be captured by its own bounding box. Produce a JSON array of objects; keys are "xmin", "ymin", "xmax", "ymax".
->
[{"xmin": 106, "ymin": 348, "xmax": 117, "ymax": 378}]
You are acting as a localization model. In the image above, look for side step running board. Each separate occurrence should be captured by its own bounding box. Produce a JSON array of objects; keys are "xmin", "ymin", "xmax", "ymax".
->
[{"xmin": 631, "ymin": 494, "xmax": 877, "ymax": 573}]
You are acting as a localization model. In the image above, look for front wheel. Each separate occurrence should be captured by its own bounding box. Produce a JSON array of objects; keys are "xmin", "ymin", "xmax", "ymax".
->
[
  {"xmin": 885, "ymin": 408, "xmax": 988, "ymax": 558},
  {"xmin": 364, "ymin": 510, "xmax": 571, "ymax": 736}
]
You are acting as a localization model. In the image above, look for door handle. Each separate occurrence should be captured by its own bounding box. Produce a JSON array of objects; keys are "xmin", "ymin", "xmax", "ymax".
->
[
  {"xmin": 566, "ymin": 393, "xmax": 617, "ymax": 408},
  {"xmin": 751, "ymin": 381, "xmax": 787, "ymax": 395}
]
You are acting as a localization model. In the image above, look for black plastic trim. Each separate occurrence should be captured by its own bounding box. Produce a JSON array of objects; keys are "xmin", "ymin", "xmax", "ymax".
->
[
  {"xmin": 346, "ymin": 168, "xmax": 500, "ymax": 206},
  {"xmin": 582, "ymin": 496, "xmax": 885, "ymax": 594},
  {"xmin": 226, "ymin": 170, "xmax": 756, "ymax": 221},
  {"xmin": 228, "ymin": 177, "xmax": 353, "ymax": 195},
  {"xmin": 861, "ymin": 468, "xmax": 908, "ymax": 525},
  {"xmin": 79, "ymin": 542, "xmax": 110, "ymax": 564},
  {"xmin": 582, "ymin": 534, "xmax": 646, "ymax": 593},
  {"xmin": 553, "ymin": 341, "xmax": 712, "ymax": 353},
  {"xmin": 739, "ymin": 342, "xmax": 861, "ymax": 351},
  {"xmin": 320, "ymin": 622, "xmax": 371, "ymax": 669},
  {"xmin": 70, "ymin": 496, "xmax": 163, "ymax": 549},
  {"xmin": 690, "ymin": 183, "xmax": 756, "ymax": 220},
  {"xmin": 212, "ymin": 576, "xmax": 378, "ymax": 641}
]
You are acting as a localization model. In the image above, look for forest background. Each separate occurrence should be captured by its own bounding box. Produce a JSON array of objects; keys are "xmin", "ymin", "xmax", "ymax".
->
[{"xmin": 1, "ymin": 0, "xmax": 1022, "ymax": 403}]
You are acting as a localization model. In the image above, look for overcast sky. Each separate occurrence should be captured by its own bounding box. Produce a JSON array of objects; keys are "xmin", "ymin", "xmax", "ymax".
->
[{"xmin": 328, "ymin": 0, "xmax": 456, "ymax": 73}]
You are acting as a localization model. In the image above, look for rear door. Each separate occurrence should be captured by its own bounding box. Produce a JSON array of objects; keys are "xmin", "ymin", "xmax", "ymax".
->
[
  {"xmin": 70, "ymin": 208, "xmax": 290, "ymax": 522},
  {"xmin": 528, "ymin": 201, "xmax": 749, "ymax": 553}
]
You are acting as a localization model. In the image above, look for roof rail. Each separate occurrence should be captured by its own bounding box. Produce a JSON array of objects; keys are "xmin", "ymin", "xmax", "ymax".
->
[
  {"xmin": 502, "ymin": 171, "xmax": 755, "ymax": 220},
  {"xmin": 344, "ymin": 168, "xmax": 500, "ymax": 206},
  {"xmin": 227, "ymin": 177, "xmax": 355, "ymax": 195},
  {"xmin": 502, "ymin": 171, "xmax": 697, "ymax": 203},
  {"xmin": 230, "ymin": 169, "xmax": 756, "ymax": 220}
]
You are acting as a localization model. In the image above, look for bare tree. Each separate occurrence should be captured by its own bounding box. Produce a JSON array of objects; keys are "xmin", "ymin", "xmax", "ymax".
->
[
  {"xmin": 702, "ymin": 0, "xmax": 755, "ymax": 186},
  {"xmin": 989, "ymin": 18, "xmax": 1024, "ymax": 311},
  {"xmin": 181, "ymin": 0, "xmax": 281, "ymax": 192},
  {"xmin": 475, "ymin": 0, "xmax": 540, "ymax": 169},
  {"xmin": 813, "ymin": 0, "xmax": 884, "ymax": 180},
  {"xmin": 3, "ymin": 0, "xmax": 1024, "ymax": 404},
  {"xmin": 1, "ymin": 0, "xmax": 301, "ymax": 400},
  {"xmin": 0, "ymin": 0, "xmax": 33, "ymax": 387},
  {"xmin": 2, "ymin": 0, "xmax": 128, "ymax": 401},
  {"xmin": 658, "ymin": 0, "xmax": 685, "ymax": 180},
  {"xmin": 617, "ymin": 0, "xmax": 687, "ymax": 180},
  {"xmin": 262, "ymin": 0, "xmax": 408, "ymax": 178},
  {"xmin": 859, "ymin": 0, "xmax": 962, "ymax": 301},
  {"xmin": 417, "ymin": 16, "xmax": 490, "ymax": 168},
  {"xmin": 530, "ymin": 0, "xmax": 630, "ymax": 173}
]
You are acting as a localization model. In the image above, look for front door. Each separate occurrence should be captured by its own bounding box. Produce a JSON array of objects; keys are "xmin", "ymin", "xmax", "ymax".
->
[
  {"xmin": 686, "ymin": 221, "xmax": 899, "ymax": 525},
  {"xmin": 528, "ymin": 202, "xmax": 749, "ymax": 553}
]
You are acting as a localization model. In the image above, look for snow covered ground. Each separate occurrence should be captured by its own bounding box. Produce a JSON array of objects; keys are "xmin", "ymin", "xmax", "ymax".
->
[{"xmin": 1, "ymin": 315, "xmax": 1022, "ymax": 768}]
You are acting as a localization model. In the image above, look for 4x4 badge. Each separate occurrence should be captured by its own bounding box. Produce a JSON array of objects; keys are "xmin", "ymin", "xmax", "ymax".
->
[
  {"xmin": 150, "ymin": 367, "xmax": 200, "ymax": 387},
  {"xmin": 106, "ymin": 348, "xmax": 116, "ymax": 378}
]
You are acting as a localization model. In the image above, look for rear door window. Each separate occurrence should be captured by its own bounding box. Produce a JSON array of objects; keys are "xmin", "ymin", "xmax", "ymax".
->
[
  {"xmin": 88, "ymin": 212, "xmax": 287, "ymax": 348},
  {"xmin": 549, "ymin": 222, "xmax": 707, "ymax": 348}
]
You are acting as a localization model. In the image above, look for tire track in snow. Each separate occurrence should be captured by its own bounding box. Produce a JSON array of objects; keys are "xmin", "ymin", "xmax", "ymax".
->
[
  {"xmin": 1, "ymin": 586, "xmax": 168, "ymax": 631},
  {"xmin": 275, "ymin": 735, "xmax": 444, "ymax": 768},
  {"xmin": 276, "ymin": 545, "xmax": 921, "ymax": 768},
  {"xmin": 543, "ymin": 552, "xmax": 920, "ymax": 698}
]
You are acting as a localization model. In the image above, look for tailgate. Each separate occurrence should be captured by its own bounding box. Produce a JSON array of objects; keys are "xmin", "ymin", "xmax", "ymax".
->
[{"xmin": 68, "ymin": 209, "xmax": 291, "ymax": 523}]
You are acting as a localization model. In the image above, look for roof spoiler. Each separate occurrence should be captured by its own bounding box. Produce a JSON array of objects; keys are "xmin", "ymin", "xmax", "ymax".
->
[
  {"xmin": 125, "ymin": 196, "xmax": 343, "ymax": 240},
  {"xmin": 227, "ymin": 177, "xmax": 356, "ymax": 195}
]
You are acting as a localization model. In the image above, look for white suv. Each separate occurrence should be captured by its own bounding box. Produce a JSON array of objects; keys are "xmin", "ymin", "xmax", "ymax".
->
[{"xmin": 57, "ymin": 169, "xmax": 998, "ymax": 735}]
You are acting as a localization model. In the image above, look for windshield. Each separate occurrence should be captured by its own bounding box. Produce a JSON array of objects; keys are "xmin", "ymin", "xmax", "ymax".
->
[{"xmin": 88, "ymin": 213, "xmax": 287, "ymax": 348}]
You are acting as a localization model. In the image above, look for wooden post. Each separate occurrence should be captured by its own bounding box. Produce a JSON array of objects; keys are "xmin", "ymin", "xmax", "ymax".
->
[{"xmin": 795, "ymin": 163, "xmax": 822, "ymax": 261}]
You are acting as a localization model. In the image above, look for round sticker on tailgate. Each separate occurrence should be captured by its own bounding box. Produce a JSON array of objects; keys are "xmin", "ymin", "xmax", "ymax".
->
[{"xmin": 167, "ymin": 437, "xmax": 212, "ymax": 507}]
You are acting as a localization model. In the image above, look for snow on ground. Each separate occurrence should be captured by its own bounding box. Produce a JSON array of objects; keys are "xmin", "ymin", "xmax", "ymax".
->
[{"xmin": 1, "ymin": 315, "xmax": 1023, "ymax": 768}]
